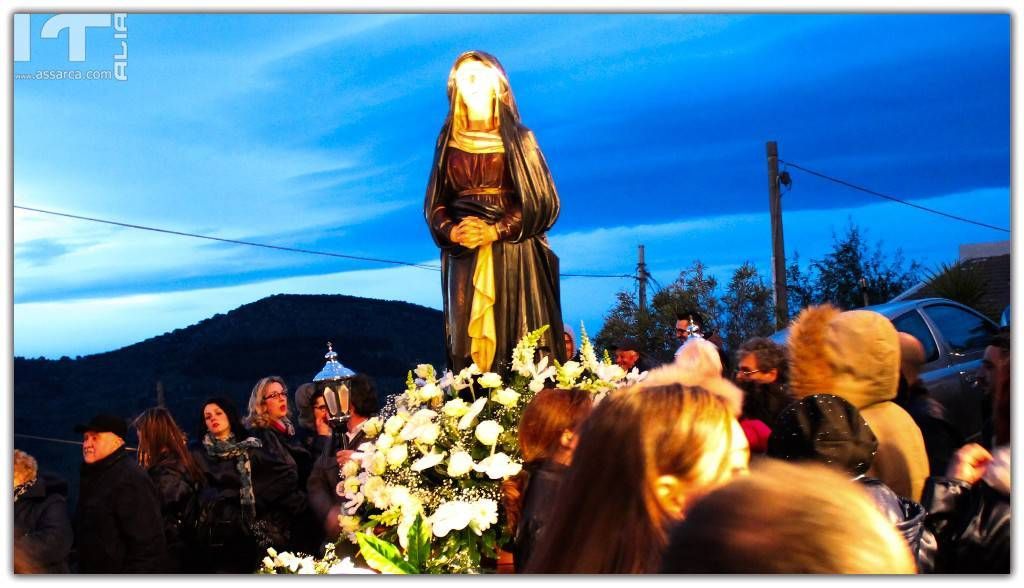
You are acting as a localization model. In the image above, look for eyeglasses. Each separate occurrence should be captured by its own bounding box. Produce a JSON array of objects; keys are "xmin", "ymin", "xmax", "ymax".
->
[
  {"xmin": 734, "ymin": 368, "xmax": 763, "ymax": 376},
  {"xmin": 313, "ymin": 404, "xmax": 327, "ymax": 411},
  {"xmin": 263, "ymin": 391, "xmax": 287, "ymax": 402}
]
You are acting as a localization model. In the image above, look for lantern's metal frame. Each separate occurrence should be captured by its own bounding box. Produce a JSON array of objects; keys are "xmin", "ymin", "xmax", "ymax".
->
[{"xmin": 312, "ymin": 342, "xmax": 356, "ymax": 450}]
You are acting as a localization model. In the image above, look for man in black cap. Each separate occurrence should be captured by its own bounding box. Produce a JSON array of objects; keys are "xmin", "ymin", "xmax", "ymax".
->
[
  {"xmin": 73, "ymin": 413, "xmax": 167, "ymax": 573},
  {"xmin": 612, "ymin": 338, "xmax": 658, "ymax": 373}
]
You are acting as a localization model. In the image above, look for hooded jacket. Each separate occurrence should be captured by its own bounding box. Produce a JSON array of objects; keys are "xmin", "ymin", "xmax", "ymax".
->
[{"xmin": 786, "ymin": 305, "xmax": 929, "ymax": 501}]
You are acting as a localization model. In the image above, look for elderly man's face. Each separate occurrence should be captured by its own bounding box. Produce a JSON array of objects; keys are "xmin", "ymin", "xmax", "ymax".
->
[
  {"xmin": 675, "ymin": 319, "xmax": 692, "ymax": 343},
  {"xmin": 82, "ymin": 431, "xmax": 124, "ymax": 464},
  {"xmin": 615, "ymin": 349, "xmax": 639, "ymax": 371}
]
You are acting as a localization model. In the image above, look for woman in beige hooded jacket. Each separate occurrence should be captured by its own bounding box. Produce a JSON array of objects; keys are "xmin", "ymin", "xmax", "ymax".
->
[{"xmin": 786, "ymin": 304, "xmax": 929, "ymax": 501}]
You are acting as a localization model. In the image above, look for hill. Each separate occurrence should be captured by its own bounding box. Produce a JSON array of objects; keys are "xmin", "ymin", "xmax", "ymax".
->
[{"xmin": 13, "ymin": 293, "xmax": 445, "ymax": 507}]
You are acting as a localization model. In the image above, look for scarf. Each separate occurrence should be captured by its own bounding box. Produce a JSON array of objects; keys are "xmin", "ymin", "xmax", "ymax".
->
[
  {"xmin": 14, "ymin": 479, "xmax": 35, "ymax": 503},
  {"xmin": 203, "ymin": 433, "xmax": 262, "ymax": 529}
]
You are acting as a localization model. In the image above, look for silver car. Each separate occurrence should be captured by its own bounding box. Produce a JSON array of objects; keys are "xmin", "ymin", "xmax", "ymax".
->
[{"xmin": 772, "ymin": 298, "xmax": 999, "ymax": 441}]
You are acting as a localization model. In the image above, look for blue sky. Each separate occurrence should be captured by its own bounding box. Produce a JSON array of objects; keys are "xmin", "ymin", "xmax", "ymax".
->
[{"xmin": 13, "ymin": 13, "xmax": 1011, "ymax": 358}]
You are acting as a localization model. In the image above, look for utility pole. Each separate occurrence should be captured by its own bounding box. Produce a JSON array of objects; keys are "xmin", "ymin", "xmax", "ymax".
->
[
  {"xmin": 767, "ymin": 141, "xmax": 789, "ymax": 329},
  {"xmin": 637, "ymin": 244, "xmax": 648, "ymax": 315},
  {"xmin": 155, "ymin": 380, "xmax": 166, "ymax": 408}
]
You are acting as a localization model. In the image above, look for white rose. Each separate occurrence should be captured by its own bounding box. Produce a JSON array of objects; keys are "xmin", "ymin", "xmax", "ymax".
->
[
  {"xmin": 384, "ymin": 414, "xmax": 406, "ymax": 436},
  {"xmin": 419, "ymin": 382, "xmax": 442, "ymax": 401},
  {"xmin": 473, "ymin": 452, "xmax": 523, "ymax": 480},
  {"xmin": 429, "ymin": 500, "xmax": 474, "ymax": 538},
  {"xmin": 368, "ymin": 451, "xmax": 387, "ymax": 476},
  {"xmin": 446, "ymin": 450, "xmax": 475, "ymax": 477},
  {"xmin": 491, "ymin": 387, "xmax": 521, "ymax": 408},
  {"xmin": 375, "ymin": 432, "xmax": 395, "ymax": 451},
  {"xmin": 443, "ymin": 398, "xmax": 470, "ymax": 418},
  {"xmin": 529, "ymin": 377, "xmax": 546, "ymax": 393},
  {"xmin": 361, "ymin": 417, "xmax": 382, "ymax": 438},
  {"xmin": 478, "ymin": 371, "xmax": 503, "ymax": 388},
  {"xmin": 387, "ymin": 443, "xmax": 408, "ymax": 468},
  {"xmin": 457, "ymin": 397, "xmax": 488, "ymax": 430},
  {"xmin": 411, "ymin": 450, "xmax": 446, "ymax": 472},
  {"xmin": 474, "ymin": 420, "xmax": 503, "ymax": 446},
  {"xmin": 342, "ymin": 458, "xmax": 360, "ymax": 479},
  {"xmin": 416, "ymin": 423, "xmax": 441, "ymax": 445}
]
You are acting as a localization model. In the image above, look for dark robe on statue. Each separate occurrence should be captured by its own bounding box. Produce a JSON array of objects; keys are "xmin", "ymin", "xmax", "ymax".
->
[{"xmin": 425, "ymin": 50, "xmax": 565, "ymax": 378}]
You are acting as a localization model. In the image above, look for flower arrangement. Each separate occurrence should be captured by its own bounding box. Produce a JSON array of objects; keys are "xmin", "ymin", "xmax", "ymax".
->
[{"xmin": 260, "ymin": 324, "xmax": 640, "ymax": 574}]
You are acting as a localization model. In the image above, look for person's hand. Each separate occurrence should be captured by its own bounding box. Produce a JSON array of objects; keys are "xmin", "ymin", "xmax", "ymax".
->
[
  {"xmin": 458, "ymin": 217, "xmax": 499, "ymax": 249},
  {"xmin": 315, "ymin": 419, "xmax": 331, "ymax": 437},
  {"xmin": 945, "ymin": 443, "xmax": 993, "ymax": 485},
  {"xmin": 336, "ymin": 449, "xmax": 354, "ymax": 469}
]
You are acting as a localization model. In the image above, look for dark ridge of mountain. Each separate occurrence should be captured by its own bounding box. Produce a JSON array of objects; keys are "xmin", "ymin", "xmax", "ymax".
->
[{"xmin": 13, "ymin": 293, "xmax": 445, "ymax": 507}]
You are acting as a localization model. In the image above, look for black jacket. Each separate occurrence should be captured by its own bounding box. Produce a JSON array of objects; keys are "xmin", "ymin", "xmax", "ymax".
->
[
  {"xmin": 147, "ymin": 456, "xmax": 201, "ymax": 572},
  {"xmin": 74, "ymin": 446, "xmax": 167, "ymax": 573},
  {"xmin": 189, "ymin": 441, "xmax": 259, "ymax": 574},
  {"xmin": 921, "ymin": 476, "xmax": 1010, "ymax": 574},
  {"xmin": 513, "ymin": 460, "xmax": 567, "ymax": 572},
  {"xmin": 860, "ymin": 478, "xmax": 937, "ymax": 573},
  {"xmin": 250, "ymin": 426, "xmax": 318, "ymax": 554},
  {"xmin": 14, "ymin": 472, "xmax": 73, "ymax": 573}
]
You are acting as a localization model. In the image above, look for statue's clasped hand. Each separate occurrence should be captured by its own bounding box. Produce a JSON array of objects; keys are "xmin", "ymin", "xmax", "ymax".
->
[{"xmin": 452, "ymin": 217, "xmax": 498, "ymax": 249}]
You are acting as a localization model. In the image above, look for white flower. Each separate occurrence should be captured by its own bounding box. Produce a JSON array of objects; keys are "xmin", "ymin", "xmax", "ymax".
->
[
  {"xmin": 458, "ymin": 397, "xmax": 488, "ymax": 430},
  {"xmin": 327, "ymin": 557, "xmax": 375, "ymax": 574},
  {"xmin": 388, "ymin": 486, "xmax": 415, "ymax": 511},
  {"xmin": 469, "ymin": 498, "xmax": 499, "ymax": 535},
  {"xmin": 528, "ymin": 377, "xmax": 546, "ymax": 393},
  {"xmin": 368, "ymin": 451, "xmax": 387, "ymax": 476},
  {"xmin": 478, "ymin": 371, "xmax": 503, "ymax": 388},
  {"xmin": 386, "ymin": 443, "xmax": 408, "ymax": 468},
  {"xmin": 397, "ymin": 505, "xmax": 428, "ymax": 550},
  {"xmin": 418, "ymin": 382, "xmax": 442, "ymax": 402},
  {"xmin": 429, "ymin": 500, "xmax": 475, "ymax": 537},
  {"xmin": 443, "ymin": 398, "xmax": 470, "ymax": 418},
  {"xmin": 473, "ymin": 452, "xmax": 522, "ymax": 480},
  {"xmin": 414, "ymin": 364, "xmax": 436, "ymax": 381},
  {"xmin": 411, "ymin": 450, "xmax": 446, "ymax": 472},
  {"xmin": 491, "ymin": 387, "xmax": 521, "ymax": 408},
  {"xmin": 474, "ymin": 420, "xmax": 503, "ymax": 446},
  {"xmin": 375, "ymin": 432, "xmax": 395, "ymax": 451},
  {"xmin": 557, "ymin": 360, "xmax": 585, "ymax": 387},
  {"xmin": 594, "ymin": 361, "xmax": 626, "ymax": 383},
  {"xmin": 363, "ymin": 476, "xmax": 388, "ymax": 508},
  {"xmin": 262, "ymin": 556, "xmax": 276, "ymax": 569},
  {"xmin": 438, "ymin": 370, "xmax": 454, "ymax": 390},
  {"xmin": 447, "ymin": 450, "xmax": 475, "ymax": 477},
  {"xmin": 361, "ymin": 417, "xmax": 382, "ymax": 438},
  {"xmin": 384, "ymin": 414, "xmax": 406, "ymax": 436},
  {"xmin": 342, "ymin": 458, "xmax": 360, "ymax": 479},
  {"xmin": 416, "ymin": 423, "xmax": 441, "ymax": 445}
]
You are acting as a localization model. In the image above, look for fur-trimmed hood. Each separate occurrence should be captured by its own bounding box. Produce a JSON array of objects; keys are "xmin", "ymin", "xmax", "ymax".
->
[{"xmin": 786, "ymin": 304, "xmax": 901, "ymax": 410}]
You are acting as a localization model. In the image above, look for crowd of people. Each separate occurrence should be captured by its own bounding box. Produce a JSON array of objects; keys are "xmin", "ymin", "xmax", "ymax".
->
[{"xmin": 13, "ymin": 303, "xmax": 1010, "ymax": 574}]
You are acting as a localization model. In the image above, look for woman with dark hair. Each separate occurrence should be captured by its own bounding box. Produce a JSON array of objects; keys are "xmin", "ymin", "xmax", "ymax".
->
[
  {"xmin": 244, "ymin": 376, "xmax": 317, "ymax": 556},
  {"xmin": 525, "ymin": 383, "xmax": 749, "ymax": 573},
  {"xmin": 501, "ymin": 388, "xmax": 593, "ymax": 571},
  {"xmin": 190, "ymin": 396, "xmax": 263, "ymax": 573},
  {"xmin": 133, "ymin": 407, "xmax": 205, "ymax": 572},
  {"xmin": 425, "ymin": 50, "xmax": 565, "ymax": 377}
]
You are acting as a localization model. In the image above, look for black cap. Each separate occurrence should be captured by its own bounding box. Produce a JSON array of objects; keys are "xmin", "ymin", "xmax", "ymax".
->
[
  {"xmin": 766, "ymin": 394, "xmax": 878, "ymax": 477},
  {"xmin": 74, "ymin": 414, "xmax": 128, "ymax": 439},
  {"xmin": 613, "ymin": 338, "xmax": 642, "ymax": 352}
]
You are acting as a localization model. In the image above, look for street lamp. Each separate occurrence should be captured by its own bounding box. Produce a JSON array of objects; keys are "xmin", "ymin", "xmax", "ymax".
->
[{"xmin": 313, "ymin": 342, "xmax": 356, "ymax": 437}]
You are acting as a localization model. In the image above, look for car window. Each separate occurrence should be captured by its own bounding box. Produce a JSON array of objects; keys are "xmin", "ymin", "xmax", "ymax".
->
[
  {"xmin": 891, "ymin": 310, "xmax": 939, "ymax": 363},
  {"xmin": 923, "ymin": 304, "xmax": 997, "ymax": 354}
]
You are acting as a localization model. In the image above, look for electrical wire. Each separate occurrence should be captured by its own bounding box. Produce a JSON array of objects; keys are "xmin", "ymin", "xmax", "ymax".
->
[{"xmin": 779, "ymin": 160, "xmax": 1009, "ymax": 233}]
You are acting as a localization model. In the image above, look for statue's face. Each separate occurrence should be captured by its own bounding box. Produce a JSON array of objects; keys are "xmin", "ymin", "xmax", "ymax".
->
[{"xmin": 454, "ymin": 59, "xmax": 499, "ymax": 113}]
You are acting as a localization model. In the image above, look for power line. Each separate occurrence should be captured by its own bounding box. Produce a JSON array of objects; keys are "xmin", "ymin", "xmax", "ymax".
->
[
  {"xmin": 778, "ymin": 160, "xmax": 1010, "ymax": 234},
  {"xmin": 14, "ymin": 204, "xmax": 633, "ymax": 279},
  {"xmin": 14, "ymin": 432, "xmax": 137, "ymax": 452}
]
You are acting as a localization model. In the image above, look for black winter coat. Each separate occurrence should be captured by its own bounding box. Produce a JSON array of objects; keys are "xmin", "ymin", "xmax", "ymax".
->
[
  {"xmin": 860, "ymin": 478, "xmax": 937, "ymax": 573},
  {"xmin": 147, "ymin": 456, "xmax": 201, "ymax": 572},
  {"xmin": 921, "ymin": 476, "xmax": 1010, "ymax": 573},
  {"xmin": 14, "ymin": 473, "xmax": 73, "ymax": 573},
  {"xmin": 74, "ymin": 446, "xmax": 167, "ymax": 573},
  {"xmin": 250, "ymin": 426, "xmax": 318, "ymax": 555},
  {"xmin": 513, "ymin": 461, "xmax": 567, "ymax": 572},
  {"xmin": 189, "ymin": 441, "xmax": 260, "ymax": 574}
]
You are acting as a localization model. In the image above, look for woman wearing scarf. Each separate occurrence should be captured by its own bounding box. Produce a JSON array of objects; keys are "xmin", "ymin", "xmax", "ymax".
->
[
  {"xmin": 425, "ymin": 51, "xmax": 566, "ymax": 378},
  {"xmin": 190, "ymin": 396, "xmax": 262, "ymax": 573},
  {"xmin": 13, "ymin": 449, "xmax": 72, "ymax": 573},
  {"xmin": 243, "ymin": 376, "xmax": 318, "ymax": 557}
]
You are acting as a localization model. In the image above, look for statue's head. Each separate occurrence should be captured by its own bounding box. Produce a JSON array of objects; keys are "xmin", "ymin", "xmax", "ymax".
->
[{"xmin": 446, "ymin": 51, "xmax": 519, "ymax": 123}]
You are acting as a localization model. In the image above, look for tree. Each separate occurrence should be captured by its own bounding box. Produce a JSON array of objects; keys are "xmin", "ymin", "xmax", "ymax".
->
[
  {"xmin": 811, "ymin": 222, "xmax": 920, "ymax": 310},
  {"xmin": 721, "ymin": 262, "xmax": 775, "ymax": 352},
  {"xmin": 785, "ymin": 251, "xmax": 816, "ymax": 320},
  {"xmin": 596, "ymin": 260, "xmax": 721, "ymax": 362}
]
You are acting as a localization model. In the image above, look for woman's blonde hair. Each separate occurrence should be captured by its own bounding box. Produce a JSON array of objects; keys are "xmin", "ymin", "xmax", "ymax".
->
[
  {"xmin": 661, "ymin": 459, "xmax": 916, "ymax": 574},
  {"xmin": 526, "ymin": 383, "xmax": 735, "ymax": 573},
  {"xmin": 244, "ymin": 375, "xmax": 291, "ymax": 429},
  {"xmin": 13, "ymin": 449, "xmax": 38, "ymax": 488}
]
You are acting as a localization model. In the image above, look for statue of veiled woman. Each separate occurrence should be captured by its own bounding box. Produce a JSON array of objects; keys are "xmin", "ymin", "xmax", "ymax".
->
[{"xmin": 425, "ymin": 50, "xmax": 566, "ymax": 377}]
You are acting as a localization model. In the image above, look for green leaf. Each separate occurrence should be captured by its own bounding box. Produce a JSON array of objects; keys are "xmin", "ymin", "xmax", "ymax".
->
[
  {"xmin": 405, "ymin": 513, "xmax": 432, "ymax": 571},
  {"xmin": 356, "ymin": 532, "xmax": 418, "ymax": 575}
]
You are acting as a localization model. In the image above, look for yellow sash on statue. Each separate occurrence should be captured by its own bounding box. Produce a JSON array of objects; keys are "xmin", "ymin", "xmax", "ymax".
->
[{"xmin": 469, "ymin": 243, "xmax": 497, "ymax": 371}]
